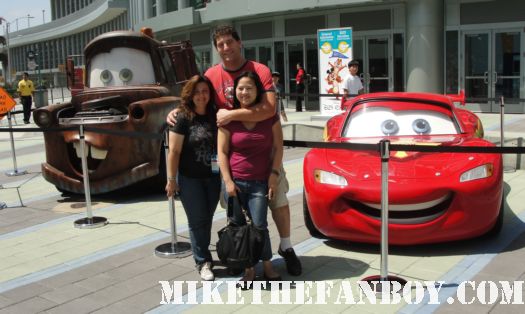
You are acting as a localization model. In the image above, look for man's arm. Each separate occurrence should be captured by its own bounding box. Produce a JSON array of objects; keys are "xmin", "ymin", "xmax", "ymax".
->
[{"xmin": 216, "ymin": 91, "xmax": 276, "ymax": 126}]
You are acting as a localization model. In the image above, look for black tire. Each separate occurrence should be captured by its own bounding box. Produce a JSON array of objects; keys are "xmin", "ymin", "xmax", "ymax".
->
[{"xmin": 303, "ymin": 189, "xmax": 326, "ymax": 238}]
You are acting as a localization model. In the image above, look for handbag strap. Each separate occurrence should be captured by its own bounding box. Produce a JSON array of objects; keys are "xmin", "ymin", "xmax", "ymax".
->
[{"xmin": 227, "ymin": 194, "xmax": 252, "ymax": 224}]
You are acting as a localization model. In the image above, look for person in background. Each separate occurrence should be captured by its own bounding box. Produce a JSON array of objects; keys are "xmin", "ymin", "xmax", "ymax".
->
[
  {"xmin": 272, "ymin": 71, "xmax": 288, "ymax": 122},
  {"xmin": 165, "ymin": 75, "xmax": 220, "ymax": 281},
  {"xmin": 167, "ymin": 25, "xmax": 302, "ymax": 277},
  {"xmin": 295, "ymin": 63, "xmax": 305, "ymax": 112},
  {"xmin": 17, "ymin": 72, "xmax": 35, "ymax": 124},
  {"xmin": 217, "ymin": 71, "xmax": 282, "ymax": 287},
  {"xmin": 343, "ymin": 59, "xmax": 364, "ymax": 98}
]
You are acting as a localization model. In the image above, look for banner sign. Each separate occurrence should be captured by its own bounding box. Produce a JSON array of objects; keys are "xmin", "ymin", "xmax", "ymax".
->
[{"xmin": 317, "ymin": 27, "xmax": 353, "ymax": 116}]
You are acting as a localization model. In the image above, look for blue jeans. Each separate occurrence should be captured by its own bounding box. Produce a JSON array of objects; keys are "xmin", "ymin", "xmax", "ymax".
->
[
  {"xmin": 227, "ymin": 179, "xmax": 272, "ymax": 262},
  {"xmin": 178, "ymin": 174, "xmax": 221, "ymax": 266}
]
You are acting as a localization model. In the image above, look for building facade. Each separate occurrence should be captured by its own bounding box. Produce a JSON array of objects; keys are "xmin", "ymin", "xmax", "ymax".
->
[{"xmin": 2, "ymin": 0, "xmax": 524, "ymax": 112}]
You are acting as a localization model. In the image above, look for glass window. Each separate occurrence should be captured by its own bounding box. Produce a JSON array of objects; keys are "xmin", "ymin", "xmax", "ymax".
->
[
  {"xmin": 241, "ymin": 22, "xmax": 273, "ymax": 40},
  {"xmin": 167, "ymin": 1, "xmax": 177, "ymax": 12},
  {"xmin": 274, "ymin": 41, "xmax": 285, "ymax": 79},
  {"xmin": 393, "ymin": 33, "xmax": 404, "ymax": 92},
  {"xmin": 285, "ymin": 16, "xmax": 325, "ymax": 36},
  {"xmin": 340, "ymin": 10, "xmax": 390, "ymax": 31},
  {"xmin": 190, "ymin": 30, "xmax": 210, "ymax": 46}
]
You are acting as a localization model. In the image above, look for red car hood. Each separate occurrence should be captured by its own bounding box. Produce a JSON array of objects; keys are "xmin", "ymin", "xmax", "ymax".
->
[{"xmin": 324, "ymin": 135, "xmax": 495, "ymax": 180}]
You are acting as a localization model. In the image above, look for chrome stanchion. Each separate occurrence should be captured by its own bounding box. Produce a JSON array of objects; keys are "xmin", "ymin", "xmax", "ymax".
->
[
  {"xmin": 500, "ymin": 95, "xmax": 504, "ymax": 148},
  {"xmin": 5, "ymin": 111, "xmax": 27, "ymax": 177},
  {"xmin": 361, "ymin": 140, "xmax": 406, "ymax": 294},
  {"xmin": 155, "ymin": 130, "xmax": 191, "ymax": 258},
  {"xmin": 500, "ymin": 96, "xmax": 516, "ymax": 173},
  {"xmin": 49, "ymin": 85, "xmax": 54, "ymax": 104},
  {"xmin": 74, "ymin": 125, "xmax": 107, "ymax": 228}
]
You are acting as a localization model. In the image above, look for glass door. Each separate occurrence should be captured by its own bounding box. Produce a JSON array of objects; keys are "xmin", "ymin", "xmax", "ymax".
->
[
  {"xmin": 368, "ymin": 37, "xmax": 390, "ymax": 92},
  {"xmin": 463, "ymin": 31, "xmax": 491, "ymax": 112},
  {"xmin": 286, "ymin": 39, "xmax": 319, "ymax": 110},
  {"xmin": 462, "ymin": 30, "xmax": 522, "ymax": 112},
  {"xmin": 286, "ymin": 41, "xmax": 304, "ymax": 107},
  {"xmin": 353, "ymin": 35, "xmax": 392, "ymax": 93},
  {"xmin": 243, "ymin": 44, "xmax": 273, "ymax": 69},
  {"xmin": 493, "ymin": 31, "xmax": 521, "ymax": 112},
  {"xmin": 305, "ymin": 38, "xmax": 319, "ymax": 109}
]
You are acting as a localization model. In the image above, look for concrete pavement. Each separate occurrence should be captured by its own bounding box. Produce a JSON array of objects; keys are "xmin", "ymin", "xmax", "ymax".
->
[{"xmin": 0, "ymin": 105, "xmax": 524, "ymax": 313}]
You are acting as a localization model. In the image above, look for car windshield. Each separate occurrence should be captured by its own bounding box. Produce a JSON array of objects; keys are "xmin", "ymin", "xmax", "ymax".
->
[
  {"xmin": 343, "ymin": 102, "xmax": 460, "ymax": 138},
  {"xmin": 89, "ymin": 47, "xmax": 155, "ymax": 88}
]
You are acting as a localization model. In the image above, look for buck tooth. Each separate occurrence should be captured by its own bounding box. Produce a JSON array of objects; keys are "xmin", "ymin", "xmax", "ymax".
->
[
  {"xmin": 73, "ymin": 142, "xmax": 88, "ymax": 158},
  {"xmin": 91, "ymin": 146, "xmax": 108, "ymax": 160}
]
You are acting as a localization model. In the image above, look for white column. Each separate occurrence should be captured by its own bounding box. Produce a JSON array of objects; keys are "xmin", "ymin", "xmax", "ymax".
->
[
  {"xmin": 178, "ymin": 0, "xmax": 189, "ymax": 10},
  {"xmin": 406, "ymin": 0, "xmax": 444, "ymax": 93},
  {"xmin": 137, "ymin": 0, "xmax": 142, "ymax": 24},
  {"xmin": 144, "ymin": 0, "xmax": 153, "ymax": 19},
  {"xmin": 157, "ymin": 0, "xmax": 166, "ymax": 15}
]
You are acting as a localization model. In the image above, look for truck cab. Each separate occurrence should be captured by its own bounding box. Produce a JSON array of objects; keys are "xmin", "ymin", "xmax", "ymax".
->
[{"xmin": 34, "ymin": 29, "xmax": 198, "ymax": 194}]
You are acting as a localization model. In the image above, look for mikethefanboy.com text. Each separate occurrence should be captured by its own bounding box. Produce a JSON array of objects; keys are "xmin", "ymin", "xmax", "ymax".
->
[{"xmin": 159, "ymin": 280, "xmax": 524, "ymax": 305}]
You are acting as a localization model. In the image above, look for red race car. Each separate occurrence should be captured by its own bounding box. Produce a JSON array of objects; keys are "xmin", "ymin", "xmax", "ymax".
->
[{"xmin": 303, "ymin": 92, "xmax": 504, "ymax": 245}]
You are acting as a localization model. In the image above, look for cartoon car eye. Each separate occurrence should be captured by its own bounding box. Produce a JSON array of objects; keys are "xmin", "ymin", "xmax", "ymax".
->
[
  {"xmin": 381, "ymin": 119, "xmax": 399, "ymax": 135},
  {"xmin": 119, "ymin": 68, "xmax": 133, "ymax": 83},
  {"xmin": 412, "ymin": 119, "xmax": 431, "ymax": 134},
  {"xmin": 100, "ymin": 70, "xmax": 113, "ymax": 85}
]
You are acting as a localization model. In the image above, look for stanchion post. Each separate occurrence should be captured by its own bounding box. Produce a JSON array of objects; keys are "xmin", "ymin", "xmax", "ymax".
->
[
  {"xmin": 74, "ymin": 125, "xmax": 108, "ymax": 228},
  {"xmin": 50, "ymin": 85, "xmax": 54, "ymax": 104},
  {"xmin": 500, "ymin": 96, "xmax": 504, "ymax": 148},
  {"xmin": 361, "ymin": 140, "xmax": 406, "ymax": 294},
  {"xmin": 379, "ymin": 139, "xmax": 389, "ymax": 281},
  {"xmin": 155, "ymin": 129, "xmax": 191, "ymax": 258},
  {"xmin": 5, "ymin": 111, "xmax": 27, "ymax": 176}
]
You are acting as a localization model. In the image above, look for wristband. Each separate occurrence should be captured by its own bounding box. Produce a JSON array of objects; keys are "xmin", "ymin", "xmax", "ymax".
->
[
  {"xmin": 168, "ymin": 177, "xmax": 177, "ymax": 182},
  {"xmin": 271, "ymin": 169, "xmax": 280, "ymax": 176}
]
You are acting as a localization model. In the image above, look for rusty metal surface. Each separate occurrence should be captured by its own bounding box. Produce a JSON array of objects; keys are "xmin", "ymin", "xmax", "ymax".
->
[{"xmin": 35, "ymin": 30, "xmax": 198, "ymax": 194}]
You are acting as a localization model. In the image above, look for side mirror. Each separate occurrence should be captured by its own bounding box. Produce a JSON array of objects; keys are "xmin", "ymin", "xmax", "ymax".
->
[{"xmin": 66, "ymin": 57, "xmax": 75, "ymax": 90}]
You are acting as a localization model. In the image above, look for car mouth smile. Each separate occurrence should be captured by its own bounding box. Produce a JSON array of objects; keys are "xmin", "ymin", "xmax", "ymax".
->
[
  {"xmin": 347, "ymin": 193, "xmax": 453, "ymax": 224},
  {"xmin": 67, "ymin": 142, "xmax": 108, "ymax": 173}
]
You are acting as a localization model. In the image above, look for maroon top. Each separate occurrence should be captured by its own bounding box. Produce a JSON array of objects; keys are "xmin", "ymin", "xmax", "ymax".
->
[{"xmin": 224, "ymin": 114, "xmax": 279, "ymax": 181}]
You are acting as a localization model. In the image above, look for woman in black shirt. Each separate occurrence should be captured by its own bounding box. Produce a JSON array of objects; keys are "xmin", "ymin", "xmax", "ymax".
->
[{"xmin": 165, "ymin": 75, "xmax": 220, "ymax": 281}]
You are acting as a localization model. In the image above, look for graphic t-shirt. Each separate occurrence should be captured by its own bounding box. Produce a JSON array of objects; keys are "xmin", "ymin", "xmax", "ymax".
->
[
  {"xmin": 224, "ymin": 114, "xmax": 279, "ymax": 181},
  {"xmin": 204, "ymin": 60, "xmax": 274, "ymax": 109},
  {"xmin": 171, "ymin": 113, "xmax": 218, "ymax": 178}
]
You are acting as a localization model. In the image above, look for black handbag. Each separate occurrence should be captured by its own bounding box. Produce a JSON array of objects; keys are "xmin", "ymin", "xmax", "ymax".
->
[{"xmin": 216, "ymin": 196, "xmax": 265, "ymax": 270}]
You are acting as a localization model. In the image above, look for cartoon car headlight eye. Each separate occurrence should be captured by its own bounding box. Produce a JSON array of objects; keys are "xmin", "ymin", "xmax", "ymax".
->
[
  {"xmin": 119, "ymin": 68, "xmax": 133, "ymax": 84},
  {"xmin": 413, "ymin": 119, "xmax": 431, "ymax": 134},
  {"xmin": 100, "ymin": 70, "xmax": 113, "ymax": 85},
  {"xmin": 381, "ymin": 119, "xmax": 399, "ymax": 135}
]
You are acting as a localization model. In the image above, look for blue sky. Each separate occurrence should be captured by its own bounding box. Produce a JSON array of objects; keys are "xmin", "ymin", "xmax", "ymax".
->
[{"xmin": 1, "ymin": 0, "xmax": 51, "ymax": 34}]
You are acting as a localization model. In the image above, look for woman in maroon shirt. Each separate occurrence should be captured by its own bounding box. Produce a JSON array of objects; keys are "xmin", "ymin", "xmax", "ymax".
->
[{"xmin": 217, "ymin": 71, "xmax": 283, "ymax": 288}]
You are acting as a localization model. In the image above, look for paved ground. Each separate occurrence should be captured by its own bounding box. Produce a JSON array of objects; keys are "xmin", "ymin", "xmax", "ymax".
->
[{"xmin": 0, "ymin": 102, "xmax": 524, "ymax": 313}]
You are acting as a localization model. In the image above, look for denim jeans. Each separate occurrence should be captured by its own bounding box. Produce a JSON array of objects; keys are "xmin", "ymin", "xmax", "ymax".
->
[
  {"xmin": 178, "ymin": 174, "xmax": 221, "ymax": 266},
  {"xmin": 227, "ymin": 179, "xmax": 272, "ymax": 261}
]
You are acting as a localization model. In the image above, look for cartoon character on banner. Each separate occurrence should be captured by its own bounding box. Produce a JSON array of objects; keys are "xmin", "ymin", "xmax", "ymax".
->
[{"xmin": 325, "ymin": 58, "xmax": 345, "ymax": 99}]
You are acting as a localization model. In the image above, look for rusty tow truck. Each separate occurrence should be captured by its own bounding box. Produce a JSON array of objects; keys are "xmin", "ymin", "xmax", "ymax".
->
[{"xmin": 33, "ymin": 29, "xmax": 198, "ymax": 194}]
